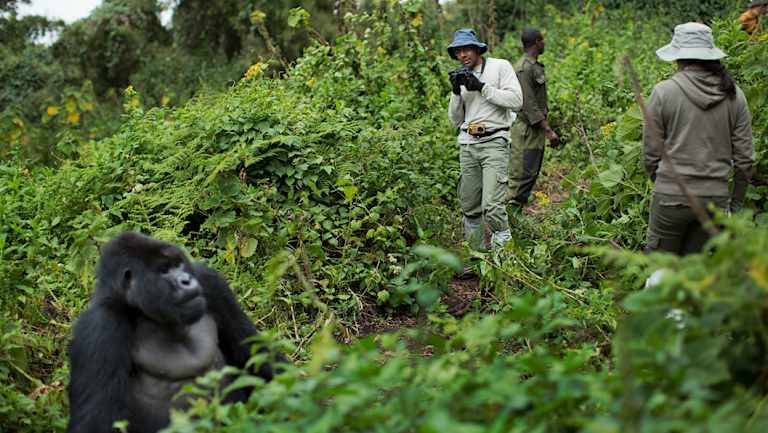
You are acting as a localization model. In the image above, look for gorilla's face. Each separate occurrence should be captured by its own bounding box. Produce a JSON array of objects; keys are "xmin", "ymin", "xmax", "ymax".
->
[{"xmin": 124, "ymin": 245, "xmax": 207, "ymax": 326}]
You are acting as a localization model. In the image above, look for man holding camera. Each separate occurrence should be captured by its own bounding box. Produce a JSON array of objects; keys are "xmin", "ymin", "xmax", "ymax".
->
[
  {"xmin": 508, "ymin": 28, "xmax": 559, "ymax": 207},
  {"xmin": 447, "ymin": 29, "xmax": 523, "ymax": 249}
]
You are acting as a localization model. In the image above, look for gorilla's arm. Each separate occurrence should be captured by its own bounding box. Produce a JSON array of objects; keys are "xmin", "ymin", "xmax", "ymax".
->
[
  {"xmin": 193, "ymin": 263, "xmax": 278, "ymax": 381},
  {"xmin": 67, "ymin": 306, "xmax": 134, "ymax": 433}
]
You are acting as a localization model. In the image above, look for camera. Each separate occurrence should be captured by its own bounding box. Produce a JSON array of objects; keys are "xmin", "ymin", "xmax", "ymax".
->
[{"xmin": 448, "ymin": 66, "xmax": 474, "ymax": 87}]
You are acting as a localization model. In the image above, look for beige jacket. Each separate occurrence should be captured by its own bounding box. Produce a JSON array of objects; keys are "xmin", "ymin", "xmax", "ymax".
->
[{"xmin": 448, "ymin": 57, "xmax": 523, "ymax": 144}]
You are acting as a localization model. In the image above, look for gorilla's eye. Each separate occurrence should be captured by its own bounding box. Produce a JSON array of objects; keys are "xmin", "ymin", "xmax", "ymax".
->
[
  {"xmin": 123, "ymin": 269, "xmax": 132, "ymax": 282},
  {"xmin": 157, "ymin": 261, "xmax": 180, "ymax": 274}
]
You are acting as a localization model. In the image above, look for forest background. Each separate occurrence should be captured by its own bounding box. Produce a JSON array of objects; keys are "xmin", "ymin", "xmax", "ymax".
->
[{"xmin": 2, "ymin": 0, "xmax": 768, "ymax": 431}]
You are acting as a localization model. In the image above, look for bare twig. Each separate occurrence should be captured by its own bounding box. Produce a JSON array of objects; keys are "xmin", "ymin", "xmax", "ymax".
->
[
  {"xmin": 254, "ymin": 19, "xmax": 288, "ymax": 70},
  {"xmin": 487, "ymin": 0, "xmax": 497, "ymax": 52},
  {"xmin": 307, "ymin": 27, "xmax": 329, "ymax": 46},
  {"xmin": 574, "ymin": 90, "xmax": 599, "ymax": 170},
  {"xmin": 471, "ymin": 252, "xmax": 587, "ymax": 304},
  {"xmin": 622, "ymin": 55, "xmax": 719, "ymax": 237},
  {"xmin": 334, "ymin": 0, "xmax": 346, "ymax": 35},
  {"xmin": 433, "ymin": 0, "xmax": 446, "ymax": 36}
]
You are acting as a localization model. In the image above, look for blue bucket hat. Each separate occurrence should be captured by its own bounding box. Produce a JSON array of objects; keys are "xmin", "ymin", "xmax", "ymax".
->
[{"xmin": 447, "ymin": 28, "xmax": 488, "ymax": 59}]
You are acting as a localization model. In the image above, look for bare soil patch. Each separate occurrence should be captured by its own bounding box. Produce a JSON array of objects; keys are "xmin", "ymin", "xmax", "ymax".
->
[{"xmin": 351, "ymin": 276, "xmax": 481, "ymax": 339}]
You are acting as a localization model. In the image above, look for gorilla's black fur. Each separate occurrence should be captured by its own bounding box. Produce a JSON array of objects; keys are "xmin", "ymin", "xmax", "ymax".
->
[{"xmin": 67, "ymin": 232, "xmax": 280, "ymax": 433}]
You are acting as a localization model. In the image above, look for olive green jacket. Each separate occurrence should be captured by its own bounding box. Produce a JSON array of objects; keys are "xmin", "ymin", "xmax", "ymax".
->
[
  {"xmin": 514, "ymin": 54, "xmax": 548, "ymax": 126},
  {"xmin": 643, "ymin": 68, "xmax": 754, "ymax": 201}
]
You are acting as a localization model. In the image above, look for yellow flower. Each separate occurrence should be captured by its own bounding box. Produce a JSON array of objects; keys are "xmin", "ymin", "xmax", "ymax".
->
[
  {"xmin": 161, "ymin": 96, "xmax": 170, "ymax": 106},
  {"xmin": 748, "ymin": 258, "xmax": 768, "ymax": 291},
  {"xmin": 410, "ymin": 14, "xmax": 422, "ymax": 28},
  {"xmin": 244, "ymin": 62, "xmax": 265, "ymax": 81},
  {"xmin": 594, "ymin": 4, "xmax": 605, "ymax": 16},
  {"xmin": 67, "ymin": 112, "xmax": 80, "ymax": 124},
  {"xmin": 83, "ymin": 102, "xmax": 94, "ymax": 112},
  {"xmin": 250, "ymin": 10, "xmax": 266, "ymax": 25},
  {"xmin": 47, "ymin": 106, "xmax": 60, "ymax": 116},
  {"xmin": 601, "ymin": 122, "xmax": 615, "ymax": 137},
  {"xmin": 534, "ymin": 191, "xmax": 551, "ymax": 206}
]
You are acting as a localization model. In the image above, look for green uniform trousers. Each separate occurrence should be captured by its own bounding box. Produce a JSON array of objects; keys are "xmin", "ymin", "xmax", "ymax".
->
[
  {"xmin": 458, "ymin": 137, "xmax": 511, "ymax": 246},
  {"xmin": 508, "ymin": 121, "xmax": 545, "ymax": 204},
  {"xmin": 645, "ymin": 193, "xmax": 729, "ymax": 256}
]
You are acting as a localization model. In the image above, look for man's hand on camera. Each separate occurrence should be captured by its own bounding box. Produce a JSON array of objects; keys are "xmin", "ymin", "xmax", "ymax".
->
[
  {"xmin": 449, "ymin": 75, "xmax": 462, "ymax": 95},
  {"xmin": 464, "ymin": 74, "xmax": 485, "ymax": 92}
]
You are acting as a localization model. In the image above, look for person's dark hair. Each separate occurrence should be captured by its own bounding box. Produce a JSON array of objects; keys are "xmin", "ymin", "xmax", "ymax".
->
[
  {"xmin": 521, "ymin": 28, "xmax": 543, "ymax": 49},
  {"xmin": 679, "ymin": 59, "xmax": 736, "ymax": 97}
]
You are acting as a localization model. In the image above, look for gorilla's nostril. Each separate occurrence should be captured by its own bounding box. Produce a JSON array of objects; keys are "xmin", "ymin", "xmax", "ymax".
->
[{"xmin": 177, "ymin": 273, "xmax": 198, "ymax": 289}]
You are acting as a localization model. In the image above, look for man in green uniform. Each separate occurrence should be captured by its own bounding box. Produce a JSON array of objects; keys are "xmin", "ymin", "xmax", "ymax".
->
[
  {"xmin": 509, "ymin": 28, "xmax": 559, "ymax": 206},
  {"xmin": 447, "ymin": 29, "xmax": 523, "ymax": 249}
]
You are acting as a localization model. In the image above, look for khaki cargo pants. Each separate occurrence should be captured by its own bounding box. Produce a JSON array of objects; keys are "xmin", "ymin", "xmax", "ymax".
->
[
  {"xmin": 458, "ymin": 137, "xmax": 510, "ymax": 249},
  {"xmin": 645, "ymin": 193, "xmax": 729, "ymax": 256},
  {"xmin": 508, "ymin": 121, "xmax": 545, "ymax": 204}
]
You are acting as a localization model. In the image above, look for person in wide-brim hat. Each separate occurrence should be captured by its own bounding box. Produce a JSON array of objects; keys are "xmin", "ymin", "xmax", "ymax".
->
[
  {"xmin": 445, "ymin": 28, "xmax": 523, "ymax": 250},
  {"xmin": 655, "ymin": 22, "xmax": 727, "ymax": 62},
  {"xmin": 446, "ymin": 28, "xmax": 488, "ymax": 60},
  {"xmin": 642, "ymin": 22, "xmax": 754, "ymax": 257}
]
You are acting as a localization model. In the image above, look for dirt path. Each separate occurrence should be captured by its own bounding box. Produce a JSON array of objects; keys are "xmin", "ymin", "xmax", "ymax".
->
[{"xmin": 350, "ymin": 164, "xmax": 576, "ymax": 339}]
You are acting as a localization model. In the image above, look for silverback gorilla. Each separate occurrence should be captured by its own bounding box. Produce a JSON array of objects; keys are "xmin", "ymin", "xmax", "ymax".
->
[{"xmin": 67, "ymin": 232, "xmax": 282, "ymax": 433}]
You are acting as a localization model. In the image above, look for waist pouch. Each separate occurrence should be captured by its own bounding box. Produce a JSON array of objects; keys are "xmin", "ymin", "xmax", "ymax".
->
[{"xmin": 461, "ymin": 126, "xmax": 510, "ymax": 138}]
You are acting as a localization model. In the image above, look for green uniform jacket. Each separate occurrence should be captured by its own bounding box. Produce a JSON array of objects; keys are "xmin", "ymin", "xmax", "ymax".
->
[
  {"xmin": 643, "ymin": 67, "xmax": 754, "ymax": 200},
  {"xmin": 514, "ymin": 54, "xmax": 548, "ymax": 126}
]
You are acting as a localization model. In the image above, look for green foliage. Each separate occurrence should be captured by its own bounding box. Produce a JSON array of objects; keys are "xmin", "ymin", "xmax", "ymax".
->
[
  {"xmin": 0, "ymin": 320, "xmax": 67, "ymax": 433},
  {"xmin": 160, "ymin": 216, "xmax": 768, "ymax": 432},
  {"xmin": 447, "ymin": 0, "xmax": 742, "ymax": 42},
  {"xmin": 594, "ymin": 213, "xmax": 768, "ymax": 432},
  {"xmin": 714, "ymin": 20, "xmax": 768, "ymax": 210},
  {"xmin": 0, "ymin": 0, "xmax": 29, "ymax": 14},
  {"xmin": 52, "ymin": 0, "xmax": 171, "ymax": 92},
  {"xmin": 171, "ymin": 0, "xmax": 244, "ymax": 59},
  {"xmin": 240, "ymin": 0, "xmax": 338, "ymax": 61},
  {"xmin": 0, "ymin": 13, "xmax": 63, "ymax": 51}
]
